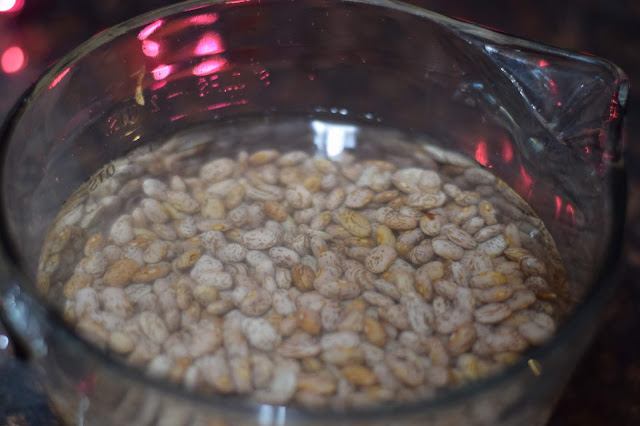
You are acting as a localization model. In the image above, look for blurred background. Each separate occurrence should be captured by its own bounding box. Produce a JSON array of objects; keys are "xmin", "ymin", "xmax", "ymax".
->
[{"xmin": 1, "ymin": 0, "xmax": 639, "ymax": 424}]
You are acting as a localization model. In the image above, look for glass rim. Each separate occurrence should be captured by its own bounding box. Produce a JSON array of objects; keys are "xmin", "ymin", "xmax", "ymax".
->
[{"xmin": 0, "ymin": 0, "xmax": 628, "ymax": 419}]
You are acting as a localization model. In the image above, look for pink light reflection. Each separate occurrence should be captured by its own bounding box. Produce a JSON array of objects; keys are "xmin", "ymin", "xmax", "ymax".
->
[
  {"xmin": 554, "ymin": 195, "xmax": 562, "ymax": 220},
  {"xmin": 1, "ymin": 46, "xmax": 26, "ymax": 74},
  {"xmin": 138, "ymin": 20, "xmax": 163, "ymax": 40},
  {"xmin": 49, "ymin": 67, "xmax": 71, "ymax": 89},
  {"xmin": 206, "ymin": 99, "xmax": 248, "ymax": 111},
  {"xmin": 142, "ymin": 40, "xmax": 160, "ymax": 57},
  {"xmin": 170, "ymin": 114, "xmax": 186, "ymax": 122},
  {"xmin": 193, "ymin": 57, "xmax": 227, "ymax": 76},
  {"xmin": 538, "ymin": 59, "xmax": 549, "ymax": 67},
  {"xmin": 502, "ymin": 140, "xmax": 514, "ymax": 163},
  {"xmin": 475, "ymin": 141, "xmax": 489, "ymax": 167},
  {"xmin": 195, "ymin": 33, "xmax": 224, "ymax": 55},
  {"xmin": 548, "ymin": 78, "xmax": 558, "ymax": 95},
  {"xmin": 566, "ymin": 204, "xmax": 575, "ymax": 224},
  {"xmin": 152, "ymin": 64, "xmax": 173, "ymax": 80},
  {"xmin": 151, "ymin": 81, "xmax": 167, "ymax": 91},
  {"xmin": 0, "ymin": 0, "xmax": 23, "ymax": 13},
  {"xmin": 189, "ymin": 13, "xmax": 218, "ymax": 25},
  {"xmin": 519, "ymin": 165, "xmax": 533, "ymax": 189}
]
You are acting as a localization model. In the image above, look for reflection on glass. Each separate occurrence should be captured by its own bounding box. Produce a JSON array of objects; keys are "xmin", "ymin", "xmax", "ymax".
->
[
  {"xmin": 195, "ymin": 33, "xmax": 224, "ymax": 56},
  {"xmin": 193, "ymin": 57, "xmax": 226, "ymax": 76},
  {"xmin": 0, "ymin": 0, "xmax": 24, "ymax": 13},
  {"xmin": 151, "ymin": 64, "xmax": 172, "ymax": 80},
  {"xmin": 257, "ymin": 404, "xmax": 286, "ymax": 426},
  {"xmin": 189, "ymin": 13, "xmax": 218, "ymax": 25},
  {"xmin": 502, "ymin": 139, "xmax": 514, "ymax": 162},
  {"xmin": 48, "ymin": 67, "xmax": 71, "ymax": 89},
  {"xmin": 1, "ymin": 46, "xmax": 26, "ymax": 74},
  {"xmin": 312, "ymin": 120, "xmax": 357, "ymax": 158},
  {"xmin": 474, "ymin": 140, "xmax": 489, "ymax": 167},
  {"xmin": 142, "ymin": 40, "xmax": 160, "ymax": 57},
  {"xmin": 137, "ymin": 20, "xmax": 163, "ymax": 40}
]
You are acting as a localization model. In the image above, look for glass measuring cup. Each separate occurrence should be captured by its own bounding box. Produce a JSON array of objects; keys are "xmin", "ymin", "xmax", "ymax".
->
[{"xmin": 0, "ymin": 0, "xmax": 627, "ymax": 424}]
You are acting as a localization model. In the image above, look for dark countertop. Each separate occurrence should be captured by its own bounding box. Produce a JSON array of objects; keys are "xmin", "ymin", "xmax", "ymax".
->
[{"xmin": 1, "ymin": 0, "xmax": 639, "ymax": 425}]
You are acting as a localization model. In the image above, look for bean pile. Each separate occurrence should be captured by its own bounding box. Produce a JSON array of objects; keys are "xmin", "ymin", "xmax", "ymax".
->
[{"xmin": 37, "ymin": 132, "xmax": 568, "ymax": 410}]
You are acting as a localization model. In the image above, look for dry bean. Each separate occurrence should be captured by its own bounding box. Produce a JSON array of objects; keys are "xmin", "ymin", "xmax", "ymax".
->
[
  {"xmin": 455, "ymin": 287, "xmax": 477, "ymax": 311},
  {"xmin": 506, "ymin": 289, "xmax": 537, "ymax": 311},
  {"xmin": 216, "ymin": 243, "xmax": 247, "ymax": 263},
  {"xmin": 246, "ymin": 183, "xmax": 285, "ymax": 202},
  {"xmin": 391, "ymin": 168, "xmax": 423, "ymax": 193},
  {"xmin": 364, "ymin": 245, "xmax": 397, "ymax": 274},
  {"xmin": 109, "ymin": 331, "xmax": 135, "ymax": 354},
  {"xmin": 315, "ymin": 279, "xmax": 361, "ymax": 300},
  {"xmin": 404, "ymin": 294, "xmax": 433, "ymax": 336},
  {"xmin": 239, "ymin": 287, "xmax": 272, "ymax": 316},
  {"xmin": 345, "ymin": 188, "xmax": 374, "ymax": 208},
  {"xmin": 379, "ymin": 305, "xmax": 411, "ymax": 330},
  {"xmin": 320, "ymin": 300, "xmax": 344, "ymax": 332},
  {"xmin": 269, "ymin": 247, "xmax": 300, "ymax": 267},
  {"xmin": 383, "ymin": 214, "xmax": 418, "ymax": 231},
  {"xmin": 75, "ymin": 287, "xmax": 100, "ymax": 318},
  {"xmin": 103, "ymin": 259, "xmax": 139, "ymax": 287},
  {"xmin": 206, "ymin": 299, "xmax": 234, "ymax": 316},
  {"xmin": 462, "ymin": 251, "xmax": 493, "ymax": 276},
  {"xmin": 142, "ymin": 178, "xmax": 168, "ymax": 198},
  {"xmin": 342, "ymin": 365, "xmax": 377, "ymax": 387},
  {"xmin": 444, "ymin": 226, "xmax": 477, "ymax": 249},
  {"xmin": 101, "ymin": 287, "xmax": 134, "ymax": 318},
  {"xmin": 372, "ymin": 279, "xmax": 401, "ymax": 301},
  {"xmin": 477, "ymin": 235, "xmax": 508, "ymax": 258},
  {"xmin": 132, "ymin": 263, "xmax": 171, "ymax": 283},
  {"xmin": 310, "ymin": 211, "xmax": 332, "ymax": 231},
  {"xmin": 432, "ymin": 240, "xmax": 464, "ymax": 261},
  {"xmin": 385, "ymin": 353, "xmax": 424, "ymax": 387},
  {"xmin": 334, "ymin": 308, "xmax": 362, "ymax": 332},
  {"xmin": 518, "ymin": 322, "xmax": 553, "ymax": 345},
  {"xmin": 474, "ymin": 224, "xmax": 504, "ymax": 242},
  {"xmin": 447, "ymin": 323, "xmax": 477, "ymax": 356},
  {"xmin": 434, "ymin": 280, "xmax": 459, "ymax": 300},
  {"xmin": 461, "ymin": 216, "xmax": 485, "ymax": 235},
  {"xmin": 478, "ymin": 200, "xmax": 497, "ymax": 225},
  {"xmin": 139, "ymin": 312, "xmax": 169, "ymax": 344},
  {"xmin": 242, "ymin": 229, "xmax": 277, "ymax": 250},
  {"xmin": 242, "ymin": 318, "xmax": 281, "ymax": 351},
  {"xmin": 286, "ymin": 185, "xmax": 313, "ymax": 209},
  {"xmin": 473, "ymin": 286, "xmax": 514, "ymax": 303},
  {"xmin": 453, "ymin": 205, "xmax": 478, "ymax": 226},
  {"xmin": 485, "ymin": 327, "xmax": 528, "ymax": 352},
  {"xmin": 503, "ymin": 223, "xmax": 521, "ymax": 248},
  {"xmin": 520, "ymin": 256, "xmax": 547, "ymax": 276},
  {"xmin": 200, "ymin": 158, "xmax": 235, "ymax": 182},
  {"xmin": 110, "ymin": 215, "xmax": 135, "ymax": 246},
  {"xmin": 397, "ymin": 228, "xmax": 425, "ymax": 246},
  {"xmin": 406, "ymin": 192, "xmax": 446, "ymax": 210},
  {"xmin": 338, "ymin": 210, "xmax": 372, "ymax": 238},
  {"xmin": 278, "ymin": 333, "xmax": 321, "ymax": 359},
  {"xmin": 418, "ymin": 170, "xmax": 441, "ymax": 192},
  {"xmin": 435, "ymin": 308, "xmax": 472, "ymax": 334},
  {"xmin": 474, "ymin": 303, "xmax": 512, "ymax": 324},
  {"xmin": 469, "ymin": 271, "xmax": 507, "ymax": 288},
  {"xmin": 166, "ymin": 191, "xmax": 199, "ymax": 214},
  {"xmin": 84, "ymin": 233, "xmax": 106, "ymax": 257}
]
